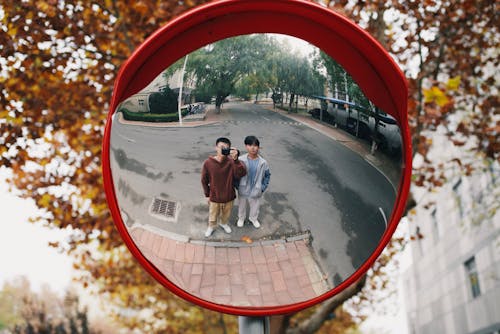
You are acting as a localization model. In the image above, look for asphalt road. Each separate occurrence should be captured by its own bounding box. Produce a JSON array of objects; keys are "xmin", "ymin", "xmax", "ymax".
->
[{"xmin": 109, "ymin": 101, "xmax": 399, "ymax": 286}]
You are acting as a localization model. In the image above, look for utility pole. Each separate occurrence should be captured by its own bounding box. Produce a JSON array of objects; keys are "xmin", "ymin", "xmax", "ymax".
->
[{"xmin": 177, "ymin": 55, "xmax": 189, "ymax": 126}]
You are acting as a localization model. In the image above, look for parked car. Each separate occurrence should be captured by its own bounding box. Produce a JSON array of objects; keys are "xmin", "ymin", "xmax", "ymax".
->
[{"xmin": 310, "ymin": 96, "xmax": 402, "ymax": 156}]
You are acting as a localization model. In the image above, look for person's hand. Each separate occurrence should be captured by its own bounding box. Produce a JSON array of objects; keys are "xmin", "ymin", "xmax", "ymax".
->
[{"xmin": 230, "ymin": 147, "xmax": 239, "ymax": 161}]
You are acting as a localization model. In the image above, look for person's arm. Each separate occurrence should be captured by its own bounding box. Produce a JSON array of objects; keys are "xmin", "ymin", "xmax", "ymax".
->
[
  {"xmin": 201, "ymin": 162, "xmax": 210, "ymax": 198},
  {"xmin": 261, "ymin": 168, "xmax": 271, "ymax": 192},
  {"xmin": 233, "ymin": 157, "xmax": 247, "ymax": 178}
]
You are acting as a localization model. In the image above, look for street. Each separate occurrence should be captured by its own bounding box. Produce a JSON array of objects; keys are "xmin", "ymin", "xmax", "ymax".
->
[{"xmin": 109, "ymin": 101, "xmax": 400, "ymax": 292}]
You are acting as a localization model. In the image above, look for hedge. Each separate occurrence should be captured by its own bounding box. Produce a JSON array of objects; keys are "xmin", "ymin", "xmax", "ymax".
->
[{"xmin": 120, "ymin": 108, "xmax": 188, "ymax": 123}]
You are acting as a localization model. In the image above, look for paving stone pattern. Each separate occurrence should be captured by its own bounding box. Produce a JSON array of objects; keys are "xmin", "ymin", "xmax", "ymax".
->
[{"xmin": 130, "ymin": 227, "xmax": 330, "ymax": 307}]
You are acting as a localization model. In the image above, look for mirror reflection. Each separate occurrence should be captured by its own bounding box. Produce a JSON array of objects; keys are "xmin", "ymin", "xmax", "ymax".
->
[{"xmin": 110, "ymin": 34, "xmax": 403, "ymax": 307}]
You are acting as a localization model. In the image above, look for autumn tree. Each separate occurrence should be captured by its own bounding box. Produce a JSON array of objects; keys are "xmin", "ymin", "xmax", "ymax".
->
[
  {"xmin": 0, "ymin": 0, "xmax": 239, "ymax": 332},
  {"xmin": 0, "ymin": 277, "xmax": 96, "ymax": 334},
  {"xmin": 326, "ymin": 0, "xmax": 499, "ymax": 188},
  {"xmin": 1, "ymin": 0, "xmax": 498, "ymax": 333}
]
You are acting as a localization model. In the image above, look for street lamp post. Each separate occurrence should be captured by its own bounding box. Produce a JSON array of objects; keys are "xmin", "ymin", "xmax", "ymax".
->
[{"xmin": 177, "ymin": 55, "xmax": 189, "ymax": 126}]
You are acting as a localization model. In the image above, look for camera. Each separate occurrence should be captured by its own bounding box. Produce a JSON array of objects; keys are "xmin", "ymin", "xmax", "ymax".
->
[{"xmin": 221, "ymin": 147, "xmax": 240, "ymax": 158}]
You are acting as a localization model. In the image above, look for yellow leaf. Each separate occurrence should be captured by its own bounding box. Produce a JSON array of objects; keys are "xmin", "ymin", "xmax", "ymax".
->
[
  {"xmin": 39, "ymin": 193, "xmax": 52, "ymax": 207},
  {"xmin": 133, "ymin": 2, "xmax": 148, "ymax": 15},
  {"xmin": 36, "ymin": 1, "xmax": 50, "ymax": 12},
  {"xmin": 424, "ymin": 86, "xmax": 449, "ymax": 107},
  {"xmin": 7, "ymin": 25, "xmax": 18, "ymax": 37},
  {"xmin": 446, "ymin": 76, "xmax": 461, "ymax": 91}
]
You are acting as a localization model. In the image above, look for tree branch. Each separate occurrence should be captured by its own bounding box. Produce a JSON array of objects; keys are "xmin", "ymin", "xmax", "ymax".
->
[{"xmin": 286, "ymin": 275, "xmax": 367, "ymax": 334}]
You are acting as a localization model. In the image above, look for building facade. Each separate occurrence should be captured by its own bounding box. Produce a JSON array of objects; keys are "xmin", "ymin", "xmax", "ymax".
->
[{"xmin": 404, "ymin": 164, "xmax": 500, "ymax": 334}]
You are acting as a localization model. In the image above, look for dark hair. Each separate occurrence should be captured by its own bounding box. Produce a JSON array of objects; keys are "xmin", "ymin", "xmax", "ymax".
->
[
  {"xmin": 244, "ymin": 135, "xmax": 260, "ymax": 147},
  {"xmin": 216, "ymin": 137, "xmax": 231, "ymax": 146}
]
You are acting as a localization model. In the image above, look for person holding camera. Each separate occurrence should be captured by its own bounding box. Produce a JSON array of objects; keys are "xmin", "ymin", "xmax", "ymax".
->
[
  {"xmin": 236, "ymin": 135, "xmax": 271, "ymax": 229},
  {"xmin": 201, "ymin": 137, "xmax": 246, "ymax": 237}
]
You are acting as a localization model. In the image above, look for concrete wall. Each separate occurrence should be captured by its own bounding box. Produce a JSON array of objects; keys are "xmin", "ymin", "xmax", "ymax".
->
[{"xmin": 404, "ymin": 167, "xmax": 500, "ymax": 334}]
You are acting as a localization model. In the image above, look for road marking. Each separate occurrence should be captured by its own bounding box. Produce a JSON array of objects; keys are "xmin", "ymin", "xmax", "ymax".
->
[
  {"xmin": 222, "ymin": 120, "xmax": 301, "ymax": 126},
  {"xmin": 116, "ymin": 132, "xmax": 136, "ymax": 143},
  {"xmin": 378, "ymin": 207, "xmax": 388, "ymax": 229}
]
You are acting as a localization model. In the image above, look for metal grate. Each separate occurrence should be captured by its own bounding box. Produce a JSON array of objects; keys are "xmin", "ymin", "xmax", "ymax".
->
[{"xmin": 149, "ymin": 197, "xmax": 180, "ymax": 222}]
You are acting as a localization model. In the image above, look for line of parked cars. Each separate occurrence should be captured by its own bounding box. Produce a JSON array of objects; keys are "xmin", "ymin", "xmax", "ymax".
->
[{"xmin": 309, "ymin": 96, "xmax": 402, "ymax": 156}]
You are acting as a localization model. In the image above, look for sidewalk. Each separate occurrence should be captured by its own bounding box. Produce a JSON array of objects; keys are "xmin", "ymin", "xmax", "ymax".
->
[{"xmin": 130, "ymin": 226, "xmax": 330, "ymax": 306}]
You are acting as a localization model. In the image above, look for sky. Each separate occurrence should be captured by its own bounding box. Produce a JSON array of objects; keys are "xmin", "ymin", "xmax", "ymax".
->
[{"xmin": 0, "ymin": 167, "xmax": 73, "ymax": 293}]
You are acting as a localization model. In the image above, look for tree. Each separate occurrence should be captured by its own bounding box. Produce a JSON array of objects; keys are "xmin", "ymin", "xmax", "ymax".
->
[
  {"xmin": 148, "ymin": 87, "xmax": 178, "ymax": 114},
  {"xmin": 1, "ymin": 0, "xmax": 498, "ymax": 333},
  {"xmin": 325, "ymin": 0, "xmax": 498, "ymax": 184},
  {"xmin": 186, "ymin": 34, "xmax": 275, "ymax": 112},
  {"xmin": 0, "ymin": 0, "xmax": 240, "ymax": 332},
  {"xmin": 0, "ymin": 277, "xmax": 96, "ymax": 334},
  {"xmin": 234, "ymin": 72, "xmax": 269, "ymax": 102}
]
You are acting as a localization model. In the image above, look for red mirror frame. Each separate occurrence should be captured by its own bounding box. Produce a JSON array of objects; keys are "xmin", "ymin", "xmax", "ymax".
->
[{"xmin": 102, "ymin": 0, "xmax": 411, "ymax": 316}]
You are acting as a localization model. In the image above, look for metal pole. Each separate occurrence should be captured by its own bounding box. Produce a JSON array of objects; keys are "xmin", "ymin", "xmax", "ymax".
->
[
  {"xmin": 177, "ymin": 55, "xmax": 189, "ymax": 126},
  {"xmin": 238, "ymin": 316, "xmax": 270, "ymax": 334}
]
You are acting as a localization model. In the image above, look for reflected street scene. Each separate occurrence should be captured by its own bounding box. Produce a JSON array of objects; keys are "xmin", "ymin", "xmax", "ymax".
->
[{"xmin": 109, "ymin": 34, "xmax": 403, "ymax": 307}]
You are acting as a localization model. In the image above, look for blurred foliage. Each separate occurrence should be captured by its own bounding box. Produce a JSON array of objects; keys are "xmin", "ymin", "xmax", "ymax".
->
[
  {"xmin": 0, "ymin": 0, "xmax": 498, "ymax": 333},
  {"xmin": 0, "ymin": 277, "xmax": 96, "ymax": 334}
]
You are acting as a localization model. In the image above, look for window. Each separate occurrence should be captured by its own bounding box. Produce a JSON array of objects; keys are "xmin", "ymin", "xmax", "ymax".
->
[{"xmin": 464, "ymin": 256, "xmax": 481, "ymax": 298}]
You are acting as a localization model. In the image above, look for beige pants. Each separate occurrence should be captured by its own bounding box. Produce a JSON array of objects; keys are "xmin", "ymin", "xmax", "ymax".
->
[{"xmin": 208, "ymin": 200, "xmax": 234, "ymax": 228}]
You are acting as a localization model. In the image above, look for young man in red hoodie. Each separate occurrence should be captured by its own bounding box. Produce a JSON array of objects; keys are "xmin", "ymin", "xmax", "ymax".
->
[{"xmin": 201, "ymin": 137, "xmax": 247, "ymax": 237}]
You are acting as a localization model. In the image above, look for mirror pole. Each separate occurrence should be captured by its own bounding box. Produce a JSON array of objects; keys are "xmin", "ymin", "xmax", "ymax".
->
[{"xmin": 238, "ymin": 316, "xmax": 270, "ymax": 334}]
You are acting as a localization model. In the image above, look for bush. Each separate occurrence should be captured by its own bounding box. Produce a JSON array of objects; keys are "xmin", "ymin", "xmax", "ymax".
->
[
  {"xmin": 149, "ymin": 88, "xmax": 178, "ymax": 114},
  {"xmin": 119, "ymin": 108, "xmax": 188, "ymax": 122}
]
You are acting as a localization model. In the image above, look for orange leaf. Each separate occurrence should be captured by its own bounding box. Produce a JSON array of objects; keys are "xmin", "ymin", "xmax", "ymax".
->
[{"xmin": 241, "ymin": 236, "xmax": 253, "ymax": 244}]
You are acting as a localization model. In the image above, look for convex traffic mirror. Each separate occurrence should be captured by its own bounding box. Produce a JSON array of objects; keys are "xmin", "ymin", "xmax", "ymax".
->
[{"xmin": 103, "ymin": 0, "xmax": 411, "ymax": 317}]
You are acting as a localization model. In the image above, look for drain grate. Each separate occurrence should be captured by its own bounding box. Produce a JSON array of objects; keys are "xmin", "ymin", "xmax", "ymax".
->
[{"xmin": 149, "ymin": 197, "xmax": 180, "ymax": 222}]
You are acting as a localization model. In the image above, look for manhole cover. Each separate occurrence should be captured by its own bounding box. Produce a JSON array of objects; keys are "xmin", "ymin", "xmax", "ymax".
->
[{"xmin": 149, "ymin": 198, "xmax": 181, "ymax": 222}]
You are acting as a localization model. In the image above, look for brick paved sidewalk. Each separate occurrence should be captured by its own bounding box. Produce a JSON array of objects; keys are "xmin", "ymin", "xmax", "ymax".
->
[{"xmin": 129, "ymin": 226, "xmax": 331, "ymax": 307}]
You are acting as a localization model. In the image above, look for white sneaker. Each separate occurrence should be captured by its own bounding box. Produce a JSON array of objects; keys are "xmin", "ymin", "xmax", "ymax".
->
[
  {"xmin": 220, "ymin": 224, "xmax": 232, "ymax": 234},
  {"xmin": 237, "ymin": 219, "xmax": 245, "ymax": 227},
  {"xmin": 205, "ymin": 227, "xmax": 214, "ymax": 237},
  {"xmin": 250, "ymin": 220, "xmax": 261, "ymax": 228}
]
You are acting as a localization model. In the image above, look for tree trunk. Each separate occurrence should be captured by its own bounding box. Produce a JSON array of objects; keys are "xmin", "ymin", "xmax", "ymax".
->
[
  {"xmin": 215, "ymin": 94, "xmax": 225, "ymax": 113},
  {"xmin": 270, "ymin": 315, "xmax": 290, "ymax": 334},
  {"xmin": 269, "ymin": 275, "xmax": 366, "ymax": 334},
  {"xmin": 289, "ymin": 93, "xmax": 295, "ymax": 112}
]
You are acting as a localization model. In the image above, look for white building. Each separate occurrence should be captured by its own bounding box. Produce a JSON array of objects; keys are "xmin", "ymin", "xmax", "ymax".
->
[
  {"xmin": 119, "ymin": 68, "xmax": 196, "ymax": 113},
  {"xmin": 119, "ymin": 92, "xmax": 150, "ymax": 112},
  {"xmin": 403, "ymin": 163, "xmax": 500, "ymax": 334}
]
